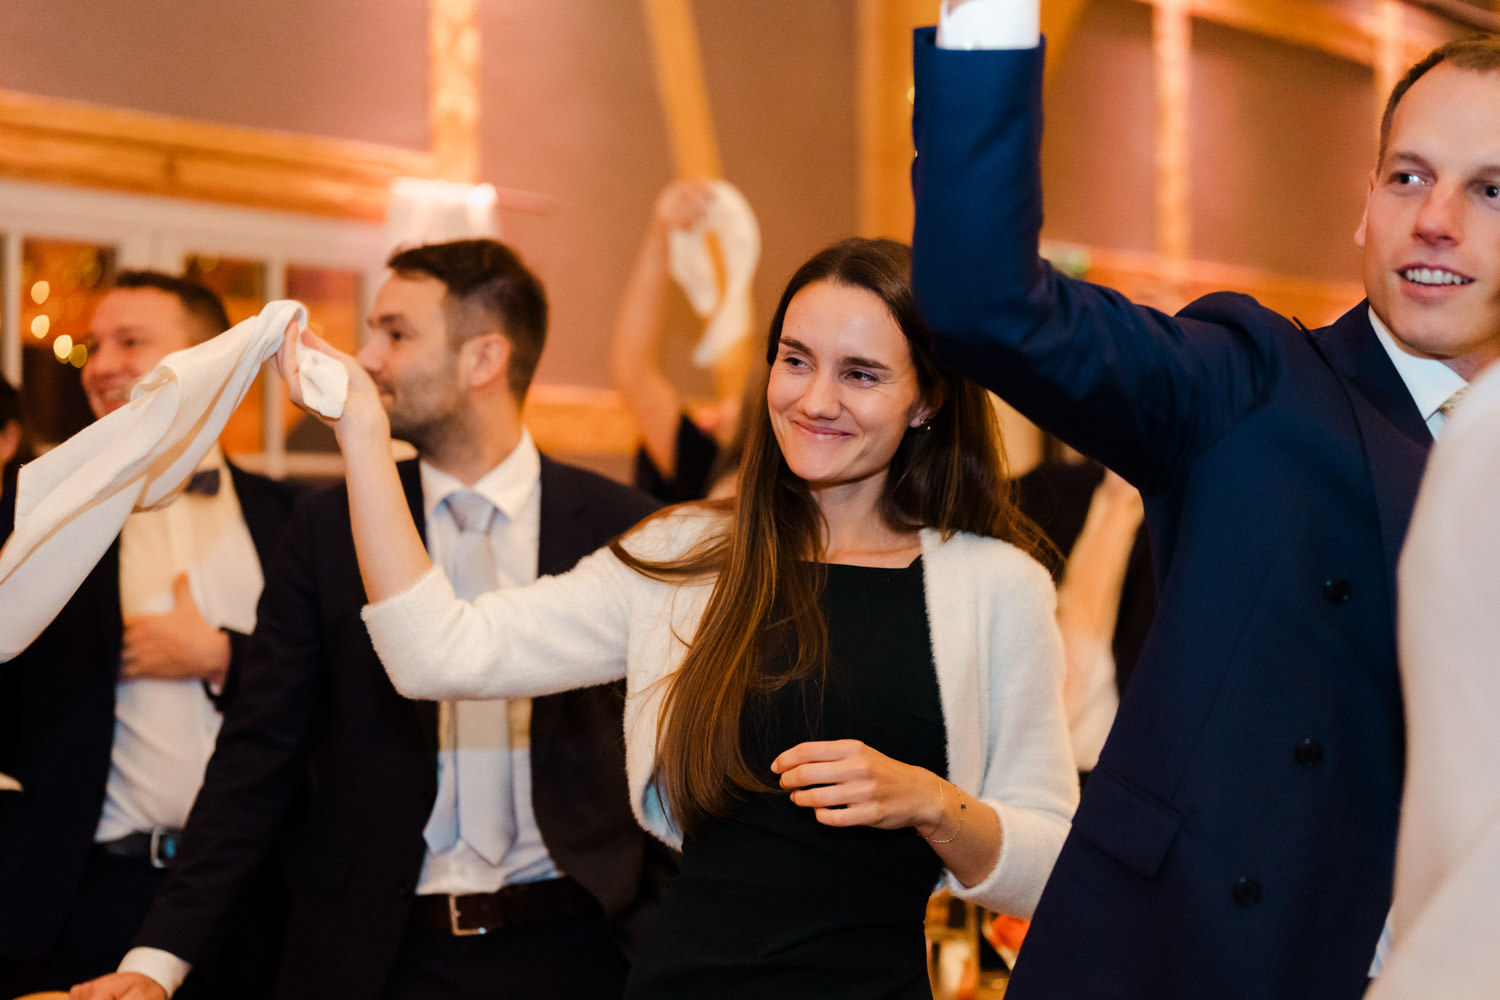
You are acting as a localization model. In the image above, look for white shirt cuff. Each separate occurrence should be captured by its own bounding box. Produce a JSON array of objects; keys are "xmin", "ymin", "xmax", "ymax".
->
[
  {"xmin": 937, "ymin": 0, "xmax": 1040, "ymax": 50},
  {"xmin": 119, "ymin": 946, "xmax": 191, "ymax": 997}
]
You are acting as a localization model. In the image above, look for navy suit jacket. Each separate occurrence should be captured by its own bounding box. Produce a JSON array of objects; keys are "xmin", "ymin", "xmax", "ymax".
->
[
  {"xmin": 912, "ymin": 33, "xmax": 1424, "ymax": 1000},
  {"xmin": 0, "ymin": 463, "xmax": 299, "ymax": 961},
  {"xmin": 132, "ymin": 456, "xmax": 672, "ymax": 1000}
]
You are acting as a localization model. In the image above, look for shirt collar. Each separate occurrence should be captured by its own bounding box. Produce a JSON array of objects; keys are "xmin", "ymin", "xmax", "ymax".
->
[
  {"xmin": 420, "ymin": 429, "xmax": 541, "ymax": 525},
  {"xmin": 1367, "ymin": 307, "xmax": 1468, "ymax": 422}
]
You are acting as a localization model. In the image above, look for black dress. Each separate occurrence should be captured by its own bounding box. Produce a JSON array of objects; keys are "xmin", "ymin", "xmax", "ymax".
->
[{"xmin": 626, "ymin": 559, "xmax": 947, "ymax": 999}]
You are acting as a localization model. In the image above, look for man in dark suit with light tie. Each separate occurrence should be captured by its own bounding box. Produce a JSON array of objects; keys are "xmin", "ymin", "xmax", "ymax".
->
[
  {"xmin": 74, "ymin": 238, "xmax": 673, "ymax": 1000},
  {"xmin": 0, "ymin": 273, "xmax": 298, "ymax": 999},
  {"xmin": 911, "ymin": 4, "xmax": 1500, "ymax": 997}
]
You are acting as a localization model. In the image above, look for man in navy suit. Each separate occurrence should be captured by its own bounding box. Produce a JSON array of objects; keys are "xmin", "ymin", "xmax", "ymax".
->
[
  {"xmin": 0, "ymin": 273, "xmax": 298, "ymax": 998},
  {"xmin": 74, "ymin": 239, "xmax": 673, "ymax": 1000},
  {"xmin": 911, "ymin": 5, "xmax": 1500, "ymax": 998}
]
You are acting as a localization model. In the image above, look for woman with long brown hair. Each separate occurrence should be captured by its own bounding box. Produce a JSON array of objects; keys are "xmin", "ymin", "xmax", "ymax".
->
[{"xmin": 281, "ymin": 236, "xmax": 1077, "ymax": 998}]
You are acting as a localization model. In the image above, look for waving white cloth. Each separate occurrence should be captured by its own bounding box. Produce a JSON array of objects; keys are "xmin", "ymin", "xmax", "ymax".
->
[
  {"xmin": 667, "ymin": 179, "xmax": 761, "ymax": 368},
  {"xmin": 0, "ymin": 300, "xmax": 346, "ymax": 662}
]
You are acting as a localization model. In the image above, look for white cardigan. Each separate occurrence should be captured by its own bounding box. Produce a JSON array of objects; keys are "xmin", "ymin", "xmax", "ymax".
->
[{"xmin": 364, "ymin": 506, "xmax": 1078, "ymax": 916}]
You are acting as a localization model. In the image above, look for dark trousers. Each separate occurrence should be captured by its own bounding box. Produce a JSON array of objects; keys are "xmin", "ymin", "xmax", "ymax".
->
[
  {"xmin": 0, "ymin": 848, "xmax": 165, "ymax": 994},
  {"xmin": 0, "ymin": 846, "xmax": 284, "ymax": 1000},
  {"xmin": 377, "ymin": 906, "xmax": 630, "ymax": 1000}
]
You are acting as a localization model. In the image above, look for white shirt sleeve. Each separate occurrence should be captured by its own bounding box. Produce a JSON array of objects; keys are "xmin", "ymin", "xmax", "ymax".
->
[
  {"xmin": 118, "ymin": 946, "xmax": 191, "ymax": 997},
  {"xmin": 936, "ymin": 0, "xmax": 1040, "ymax": 50}
]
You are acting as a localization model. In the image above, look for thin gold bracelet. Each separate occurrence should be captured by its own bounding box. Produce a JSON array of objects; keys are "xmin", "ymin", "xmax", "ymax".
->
[{"xmin": 924, "ymin": 777, "xmax": 966, "ymax": 844}]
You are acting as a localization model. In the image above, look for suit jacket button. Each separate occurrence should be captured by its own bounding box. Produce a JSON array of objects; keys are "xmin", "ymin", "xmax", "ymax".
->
[
  {"xmin": 1232, "ymin": 876, "xmax": 1262, "ymax": 907},
  {"xmin": 1322, "ymin": 578, "xmax": 1352, "ymax": 604},
  {"xmin": 1294, "ymin": 737, "xmax": 1324, "ymax": 767}
]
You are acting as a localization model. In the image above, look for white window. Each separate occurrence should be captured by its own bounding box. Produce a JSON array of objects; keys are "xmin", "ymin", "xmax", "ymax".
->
[{"xmin": 1, "ymin": 178, "xmax": 386, "ymax": 481}]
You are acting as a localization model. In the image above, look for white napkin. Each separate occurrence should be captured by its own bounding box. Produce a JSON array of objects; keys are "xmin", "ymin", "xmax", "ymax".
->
[
  {"xmin": 0, "ymin": 300, "xmax": 347, "ymax": 662},
  {"xmin": 667, "ymin": 179, "xmax": 761, "ymax": 368},
  {"xmin": 387, "ymin": 177, "xmax": 500, "ymax": 248}
]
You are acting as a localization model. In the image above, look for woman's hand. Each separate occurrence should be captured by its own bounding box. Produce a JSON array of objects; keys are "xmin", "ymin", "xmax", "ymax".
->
[
  {"xmin": 774, "ymin": 739, "xmax": 1003, "ymax": 886},
  {"xmin": 273, "ymin": 321, "xmax": 388, "ymax": 446},
  {"xmin": 771, "ymin": 739, "xmax": 946, "ymax": 835},
  {"xmin": 653, "ymin": 177, "xmax": 714, "ymax": 235},
  {"xmin": 273, "ymin": 321, "xmax": 429, "ymax": 603}
]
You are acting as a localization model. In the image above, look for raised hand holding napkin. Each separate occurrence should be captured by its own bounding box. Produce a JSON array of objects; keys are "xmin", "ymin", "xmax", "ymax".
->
[{"xmin": 0, "ymin": 301, "xmax": 346, "ymax": 661}]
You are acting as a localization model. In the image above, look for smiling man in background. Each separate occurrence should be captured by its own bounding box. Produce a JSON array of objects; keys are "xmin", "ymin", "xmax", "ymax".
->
[{"xmin": 0, "ymin": 271, "xmax": 296, "ymax": 998}]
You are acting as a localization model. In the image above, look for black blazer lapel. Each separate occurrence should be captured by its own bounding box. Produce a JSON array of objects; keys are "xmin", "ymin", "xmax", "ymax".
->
[
  {"xmin": 531, "ymin": 457, "xmax": 593, "ymax": 766},
  {"xmin": 536, "ymin": 456, "xmax": 592, "ymax": 578},
  {"xmin": 1310, "ymin": 303, "xmax": 1431, "ymax": 616},
  {"xmin": 397, "ymin": 460, "xmax": 441, "ymax": 748},
  {"xmin": 399, "ymin": 459, "xmax": 428, "ymax": 550}
]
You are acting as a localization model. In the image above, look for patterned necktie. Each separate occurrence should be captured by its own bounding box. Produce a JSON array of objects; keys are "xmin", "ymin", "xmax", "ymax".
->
[
  {"xmin": 422, "ymin": 491, "xmax": 517, "ymax": 865},
  {"xmin": 1439, "ymin": 386, "xmax": 1468, "ymax": 421}
]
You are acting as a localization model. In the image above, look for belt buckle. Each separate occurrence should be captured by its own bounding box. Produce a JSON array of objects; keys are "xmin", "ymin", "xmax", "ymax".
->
[
  {"xmin": 148, "ymin": 827, "xmax": 179, "ymax": 869},
  {"xmin": 448, "ymin": 894, "xmax": 487, "ymax": 937}
]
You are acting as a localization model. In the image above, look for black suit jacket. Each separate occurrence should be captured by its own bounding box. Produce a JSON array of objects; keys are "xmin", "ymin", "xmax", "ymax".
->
[
  {"xmin": 134, "ymin": 456, "xmax": 671, "ymax": 1000},
  {"xmin": 913, "ymin": 34, "xmax": 1424, "ymax": 999},
  {"xmin": 0, "ymin": 463, "xmax": 298, "ymax": 960}
]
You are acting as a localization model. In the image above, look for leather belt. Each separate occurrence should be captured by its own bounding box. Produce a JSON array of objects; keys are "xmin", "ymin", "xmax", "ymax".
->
[
  {"xmin": 96, "ymin": 827, "xmax": 185, "ymax": 869},
  {"xmin": 412, "ymin": 877, "xmax": 601, "ymax": 937}
]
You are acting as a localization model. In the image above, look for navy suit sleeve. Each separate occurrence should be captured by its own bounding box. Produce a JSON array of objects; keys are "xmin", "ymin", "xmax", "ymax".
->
[
  {"xmin": 910, "ymin": 30, "xmax": 1278, "ymax": 492},
  {"xmin": 132, "ymin": 491, "xmax": 330, "ymax": 963}
]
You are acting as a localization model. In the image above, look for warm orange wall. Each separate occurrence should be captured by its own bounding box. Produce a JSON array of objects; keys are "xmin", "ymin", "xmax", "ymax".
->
[
  {"xmin": 475, "ymin": 1, "xmax": 680, "ymax": 393},
  {"xmin": 1188, "ymin": 17, "xmax": 1372, "ymax": 283},
  {"xmin": 696, "ymin": 2, "xmax": 860, "ymax": 385},
  {"xmin": 2, "ymin": 0, "xmax": 1421, "ymax": 398},
  {"xmin": 0, "ymin": 0, "xmax": 430, "ymax": 150},
  {"xmin": 1042, "ymin": 0, "xmax": 1159, "ymax": 256},
  {"xmin": 1040, "ymin": 0, "xmax": 1374, "ymax": 290},
  {"xmin": 476, "ymin": 1, "xmax": 858, "ymax": 397},
  {"xmin": 1, "ymin": 1, "xmax": 860, "ymax": 403}
]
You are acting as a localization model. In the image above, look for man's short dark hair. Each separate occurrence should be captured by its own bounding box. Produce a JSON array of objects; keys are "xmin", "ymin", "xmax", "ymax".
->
[
  {"xmin": 111, "ymin": 271, "xmax": 232, "ymax": 344},
  {"xmin": 385, "ymin": 239, "xmax": 548, "ymax": 401},
  {"xmin": 1379, "ymin": 34, "xmax": 1500, "ymax": 168}
]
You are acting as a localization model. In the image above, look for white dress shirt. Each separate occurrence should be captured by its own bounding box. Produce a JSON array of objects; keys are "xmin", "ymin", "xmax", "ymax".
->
[
  {"xmin": 936, "ymin": 0, "xmax": 1038, "ymax": 50},
  {"xmin": 1368, "ymin": 308, "xmax": 1468, "ymax": 438},
  {"xmin": 96, "ymin": 446, "xmax": 262, "ymax": 842}
]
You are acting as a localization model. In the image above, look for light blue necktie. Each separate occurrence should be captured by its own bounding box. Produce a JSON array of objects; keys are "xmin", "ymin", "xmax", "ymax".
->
[{"xmin": 422, "ymin": 491, "xmax": 516, "ymax": 865}]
